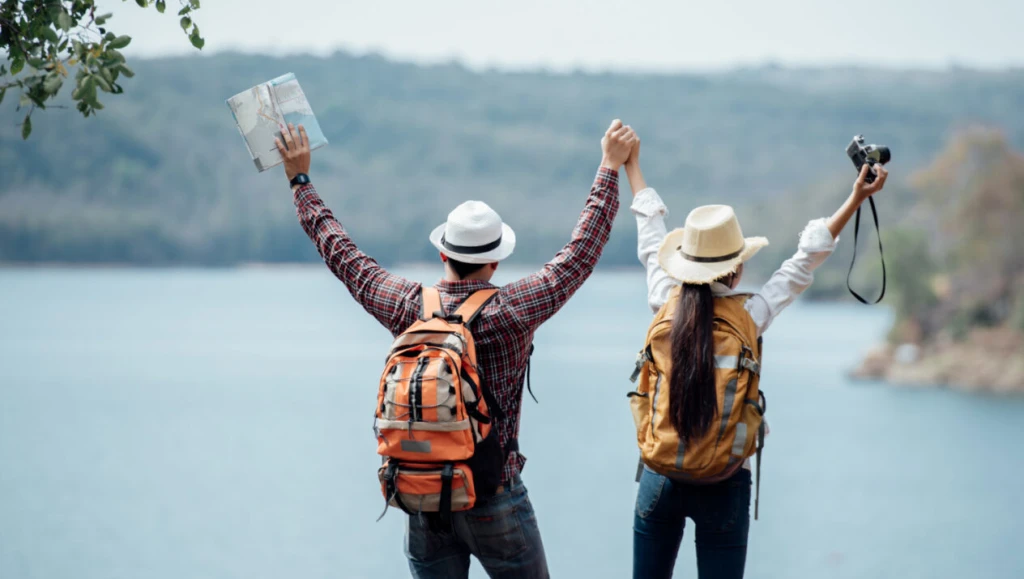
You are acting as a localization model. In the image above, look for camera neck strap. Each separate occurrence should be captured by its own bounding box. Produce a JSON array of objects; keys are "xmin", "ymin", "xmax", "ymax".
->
[{"xmin": 846, "ymin": 196, "xmax": 886, "ymax": 305}]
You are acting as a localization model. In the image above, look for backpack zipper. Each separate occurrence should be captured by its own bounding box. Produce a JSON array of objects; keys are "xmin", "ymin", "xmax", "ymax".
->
[
  {"xmin": 409, "ymin": 357, "xmax": 429, "ymax": 423},
  {"xmin": 650, "ymin": 372, "xmax": 663, "ymax": 437}
]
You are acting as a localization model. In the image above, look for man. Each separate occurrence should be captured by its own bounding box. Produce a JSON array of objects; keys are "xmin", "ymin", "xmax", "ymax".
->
[{"xmin": 275, "ymin": 119, "xmax": 637, "ymax": 578}]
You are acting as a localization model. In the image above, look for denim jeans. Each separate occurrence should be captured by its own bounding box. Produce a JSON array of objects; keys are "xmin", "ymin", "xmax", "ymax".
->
[
  {"xmin": 633, "ymin": 466, "xmax": 752, "ymax": 579},
  {"xmin": 405, "ymin": 475, "xmax": 549, "ymax": 579}
]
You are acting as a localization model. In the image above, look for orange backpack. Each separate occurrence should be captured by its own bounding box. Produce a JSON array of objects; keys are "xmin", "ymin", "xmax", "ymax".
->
[
  {"xmin": 628, "ymin": 287, "xmax": 768, "ymax": 517},
  {"xmin": 375, "ymin": 287, "xmax": 505, "ymax": 524}
]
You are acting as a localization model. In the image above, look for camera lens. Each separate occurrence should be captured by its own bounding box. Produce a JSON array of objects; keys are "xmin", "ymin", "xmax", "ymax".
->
[{"xmin": 877, "ymin": 146, "xmax": 891, "ymax": 165}]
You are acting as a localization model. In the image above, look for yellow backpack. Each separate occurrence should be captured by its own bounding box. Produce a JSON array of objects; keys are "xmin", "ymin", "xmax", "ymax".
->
[{"xmin": 628, "ymin": 286, "xmax": 768, "ymax": 517}]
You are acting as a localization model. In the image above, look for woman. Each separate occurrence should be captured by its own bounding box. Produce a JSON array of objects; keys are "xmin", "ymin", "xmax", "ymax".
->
[{"xmin": 624, "ymin": 140, "xmax": 888, "ymax": 579}]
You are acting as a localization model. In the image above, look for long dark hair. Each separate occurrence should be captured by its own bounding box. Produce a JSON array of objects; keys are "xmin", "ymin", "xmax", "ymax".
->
[{"xmin": 668, "ymin": 283, "xmax": 718, "ymax": 443}]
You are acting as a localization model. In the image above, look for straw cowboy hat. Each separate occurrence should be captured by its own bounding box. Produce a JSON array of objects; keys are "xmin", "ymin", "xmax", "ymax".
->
[
  {"xmin": 429, "ymin": 201, "xmax": 517, "ymax": 264},
  {"xmin": 658, "ymin": 205, "xmax": 769, "ymax": 284}
]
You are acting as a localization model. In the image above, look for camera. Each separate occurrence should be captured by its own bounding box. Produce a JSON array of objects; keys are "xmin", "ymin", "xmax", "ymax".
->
[{"xmin": 846, "ymin": 135, "xmax": 891, "ymax": 184}]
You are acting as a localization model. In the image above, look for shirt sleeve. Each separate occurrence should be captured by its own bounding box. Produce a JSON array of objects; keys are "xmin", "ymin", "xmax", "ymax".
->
[
  {"xmin": 631, "ymin": 187, "xmax": 677, "ymax": 314},
  {"xmin": 745, "ymin": 218, "xmax": 838, "ymax": 335},
  {"xmin": 294, "ymin": 183, "xmax": 421, "ymax": 335},
  {"xmin": 503, "ymin": 167, "xmax": 620, "ymax": 330}
]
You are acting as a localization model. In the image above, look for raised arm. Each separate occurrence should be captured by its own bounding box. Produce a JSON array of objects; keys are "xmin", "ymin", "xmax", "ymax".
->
[
  {"xmin": 626, "ymin": 142, "xmax": 676, "ymax": 314},
  {"xmin": 278, "ymin": 124, "xmax": 420, "ymax": 335},
  {"xmin": 503, "ymin": 120, "xmax": 636, "ymax": 329},
  {"xmin": 746, "ymin": 163, "xmax": 890, "ymax": 335}
]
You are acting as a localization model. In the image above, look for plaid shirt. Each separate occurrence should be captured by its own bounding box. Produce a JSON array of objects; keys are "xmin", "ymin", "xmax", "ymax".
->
[{"xmin": 294, "ymin": 167, "xmax": 620, "ymax": 482}]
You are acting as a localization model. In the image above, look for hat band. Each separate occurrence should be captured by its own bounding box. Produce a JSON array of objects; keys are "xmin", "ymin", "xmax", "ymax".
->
[
  {"xmin": 441, "ymin": 233, "xmax": 503, "ymax": 255},
  {"xmin": 681, "ymin": 245, "xmax": 744, "ymax": 263}
]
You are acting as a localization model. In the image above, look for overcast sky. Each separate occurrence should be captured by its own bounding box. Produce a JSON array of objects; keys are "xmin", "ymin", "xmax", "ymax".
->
[{"xmin": 97, "ymin": 0, "xmax": 1023, "ymax": 71}]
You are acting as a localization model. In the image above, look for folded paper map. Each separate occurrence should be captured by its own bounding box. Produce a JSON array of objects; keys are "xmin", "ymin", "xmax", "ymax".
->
[{"xmin": 226, "ymin": 73, "xmax": 328, "ymax": 172}]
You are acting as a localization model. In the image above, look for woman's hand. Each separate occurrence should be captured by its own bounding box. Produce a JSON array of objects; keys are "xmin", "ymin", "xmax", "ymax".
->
[
  {"xmin": 624, "ymin": 131, "xmax": 647, "ymax": 195},
  {"xmin": 626, "ymin": 133, "xmax": 641, "ymax": 168},
  {"xmin": 827, "ymin": 163, "xmax": 892, "ymax": 239},
  {"xmin": 853, "ymin": 163, "xmax": 889, "ymax": 201}
]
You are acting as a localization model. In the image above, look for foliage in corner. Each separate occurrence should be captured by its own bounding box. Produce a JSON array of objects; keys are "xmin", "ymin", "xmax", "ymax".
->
[{"xmin": 0, "ymin": 0, "xmax": 203, "ymax": 138}]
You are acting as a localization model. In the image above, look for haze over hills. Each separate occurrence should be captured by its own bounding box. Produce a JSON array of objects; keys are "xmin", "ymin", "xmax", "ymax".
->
[{"xmin": 1, "ymin": 52, "xmax": 1022, "ymax": 288}]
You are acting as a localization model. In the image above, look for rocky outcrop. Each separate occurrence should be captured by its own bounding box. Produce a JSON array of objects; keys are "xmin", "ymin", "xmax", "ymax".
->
[{"xmin": 850, "ymin": 328, "xmax": 1024, "ymax": 394}]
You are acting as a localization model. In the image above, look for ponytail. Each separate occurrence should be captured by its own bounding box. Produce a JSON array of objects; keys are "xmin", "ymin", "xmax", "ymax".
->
[{"xmin": 668, "ymin": 283, "xmax": 717, "ymax": 443}]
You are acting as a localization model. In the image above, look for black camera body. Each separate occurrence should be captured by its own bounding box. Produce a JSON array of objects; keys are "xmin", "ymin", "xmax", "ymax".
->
[{"xmin": 846, "ymin": 135, "xmax": 891, "ymax": 184}]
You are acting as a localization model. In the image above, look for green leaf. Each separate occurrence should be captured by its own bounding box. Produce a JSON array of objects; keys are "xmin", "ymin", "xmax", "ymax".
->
[
  {"xmin": 0, "ymin": 87, "xmax": 6, "ymax": 105},
  {"xmin": 57, "ymin": 9, "xmax": 73, "ymax": 32},
  {"xmin": 96, "ymin": 13, "xmax": 113, "ymax": 26},
  {"xmin": 41, "ymin": 27, "xmax": 60, "ymax": 44},
  {"xmin": 22, "ymin": 116, "xmax": 32, "ymax": 140},
  {"xmin": 190, "ymin": 27, "xmax": 205, "ymax": 50},
  {"xmin": 135, "ymin": 0, "xmax": 148, "ymax": 7},
  {"xmin": 156, "ymin": 0, "xmax": 166, "ymax": 13},
  {"xmin": 94, "ymin": 74, "xmax": 113, "ymax": 93},
  {"xmin": 190, "ymin": 0, "xmax": 201, "ymax": 8},
  {"xmin": 117, "ymin": 64, "xmax": 136, "ymax": 78},
  {"xmin": 19, "ymin": 93, "xmax": 32, "ymax": 108},
  {"xmin": 43, "ymin": 74, "xmax": 63, "ymax": 95},
  {"xmin": 180, "ymin": 16, "xmax": 192, "ymax": 30},
  {"xmin": 178, "ymin": 6, "xmax": 191, "ymax": 16},
  {"xmin": 108, "ymin": 35, "xmax": 132, "ymax": 50},
  {"xmin": 11, "ymin": 58, "xmax": 25, "ymax": 75}
]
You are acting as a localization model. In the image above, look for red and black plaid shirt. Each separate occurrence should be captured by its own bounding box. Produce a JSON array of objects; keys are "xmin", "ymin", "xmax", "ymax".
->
[{"xmin": 294, "ymin": 167, "xmax": 620, "ymax": 483}]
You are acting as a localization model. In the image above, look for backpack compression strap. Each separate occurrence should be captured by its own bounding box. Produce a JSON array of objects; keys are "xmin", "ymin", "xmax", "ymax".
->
[
  {"xmin": 452, "ymin": 289, "xmax": 499, "ymax": 324},
  {"xmin": 421, "ymin": 287, "xmax": 444, "ymax": 321}
]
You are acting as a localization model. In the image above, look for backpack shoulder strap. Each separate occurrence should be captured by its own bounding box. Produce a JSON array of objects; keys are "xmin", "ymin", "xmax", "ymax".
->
[
  {"xmin": 453, "ymin": 289, "xmax": 499, "ymax": 325},
  {"xmin": 421, "ymin": 287, "xmax": 444, "ymax": 321}
]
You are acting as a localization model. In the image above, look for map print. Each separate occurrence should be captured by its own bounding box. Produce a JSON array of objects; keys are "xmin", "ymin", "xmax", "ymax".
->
[{"xmin": 226, "ymin": 73, "xmax": 328, "ymax": 172}]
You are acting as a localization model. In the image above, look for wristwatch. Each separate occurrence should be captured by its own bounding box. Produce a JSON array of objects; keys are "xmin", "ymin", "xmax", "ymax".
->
[{"xmin": 289, "ymin": 173, "xmax": 311, "ymax": 187}]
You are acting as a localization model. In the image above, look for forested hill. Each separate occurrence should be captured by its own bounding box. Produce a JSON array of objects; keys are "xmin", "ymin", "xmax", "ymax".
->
[{"xmin": 1, "ymin": 52, "xmax": 1022, "ymax": 281}]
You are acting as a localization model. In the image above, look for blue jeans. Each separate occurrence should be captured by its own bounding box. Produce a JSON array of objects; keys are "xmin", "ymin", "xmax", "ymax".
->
[
  {"xmin": 405, "ymin": 475, "xmax": 549, "ymax": 579},
  {"xmin": 633, "ymin": 466, "xmax": 752, "ymax": 579}
]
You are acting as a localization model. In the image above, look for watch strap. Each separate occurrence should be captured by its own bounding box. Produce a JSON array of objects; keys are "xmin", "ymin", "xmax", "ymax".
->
[{"xmin": 289, "ymin": 173, "xmax": 311, "ymax": 187}]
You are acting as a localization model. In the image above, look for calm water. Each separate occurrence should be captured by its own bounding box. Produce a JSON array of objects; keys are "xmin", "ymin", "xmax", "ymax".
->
[{"xmin": 1, "ymin": 268, "xmax": 1022, "ymax": 579}]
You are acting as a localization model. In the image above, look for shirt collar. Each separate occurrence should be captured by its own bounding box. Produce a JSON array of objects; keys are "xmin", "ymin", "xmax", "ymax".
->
[
  {"xmin": 435, "ymin": 279, "xmax": 497, "ymax": 295},
  {"xmin": 711, "ymin": 281, "xmax": 737, "ymax": 296}
]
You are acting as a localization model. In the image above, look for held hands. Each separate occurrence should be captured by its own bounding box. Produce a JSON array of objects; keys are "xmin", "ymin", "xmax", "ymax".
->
[
  {"xmin": 275, "ymin": 123, "xmax": 311, "ymax": 183},
  {"xmin": 601, "ymin": 119, "xmax": 639, "ymax": 170},
  {"xmin": 853, "ymin": 163, "xmax": 889, "ymax": 201}
]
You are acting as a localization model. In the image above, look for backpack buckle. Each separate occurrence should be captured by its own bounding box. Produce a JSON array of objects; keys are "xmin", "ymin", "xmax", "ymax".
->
[
  {"xmin": 434, "ymin": 311, "xmax": 464, "ymax": 324},
  {"xmin": 629, "ymin": 348, "xmax": 650, "ymax": 383}
]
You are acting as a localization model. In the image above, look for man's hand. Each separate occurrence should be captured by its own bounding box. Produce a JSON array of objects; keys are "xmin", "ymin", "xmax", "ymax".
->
[
  {"xmin": 853, "ymin": 163, "xmax": 889, "ymax": 201},
  {"xmin": 601, "ymin": 119, "xmax": 638, "ymax": 170},
  {"xmin": 275, "ymin": 123, "xmax": 311, "ymax": 183}
]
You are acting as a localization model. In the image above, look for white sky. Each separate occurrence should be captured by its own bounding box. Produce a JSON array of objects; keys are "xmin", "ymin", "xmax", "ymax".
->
[{"xmin": 98, "ymin": 0, "xmax": 1023, "ymax": 71}]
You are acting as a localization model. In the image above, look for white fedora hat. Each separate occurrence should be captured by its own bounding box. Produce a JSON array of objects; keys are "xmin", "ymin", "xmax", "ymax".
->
[
  {"xmin": 429, "ymin": 201, "xmax": 516, "ymax": 264},
  {"xmin": 658, "ymin": 205, "xmax": 769, "ymax": 284}
]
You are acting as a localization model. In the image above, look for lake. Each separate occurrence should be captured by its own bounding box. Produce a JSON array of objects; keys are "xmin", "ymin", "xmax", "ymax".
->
[{"xmin": 1, "ymin": 267, "xmax": 1022, "ymax": 579}]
